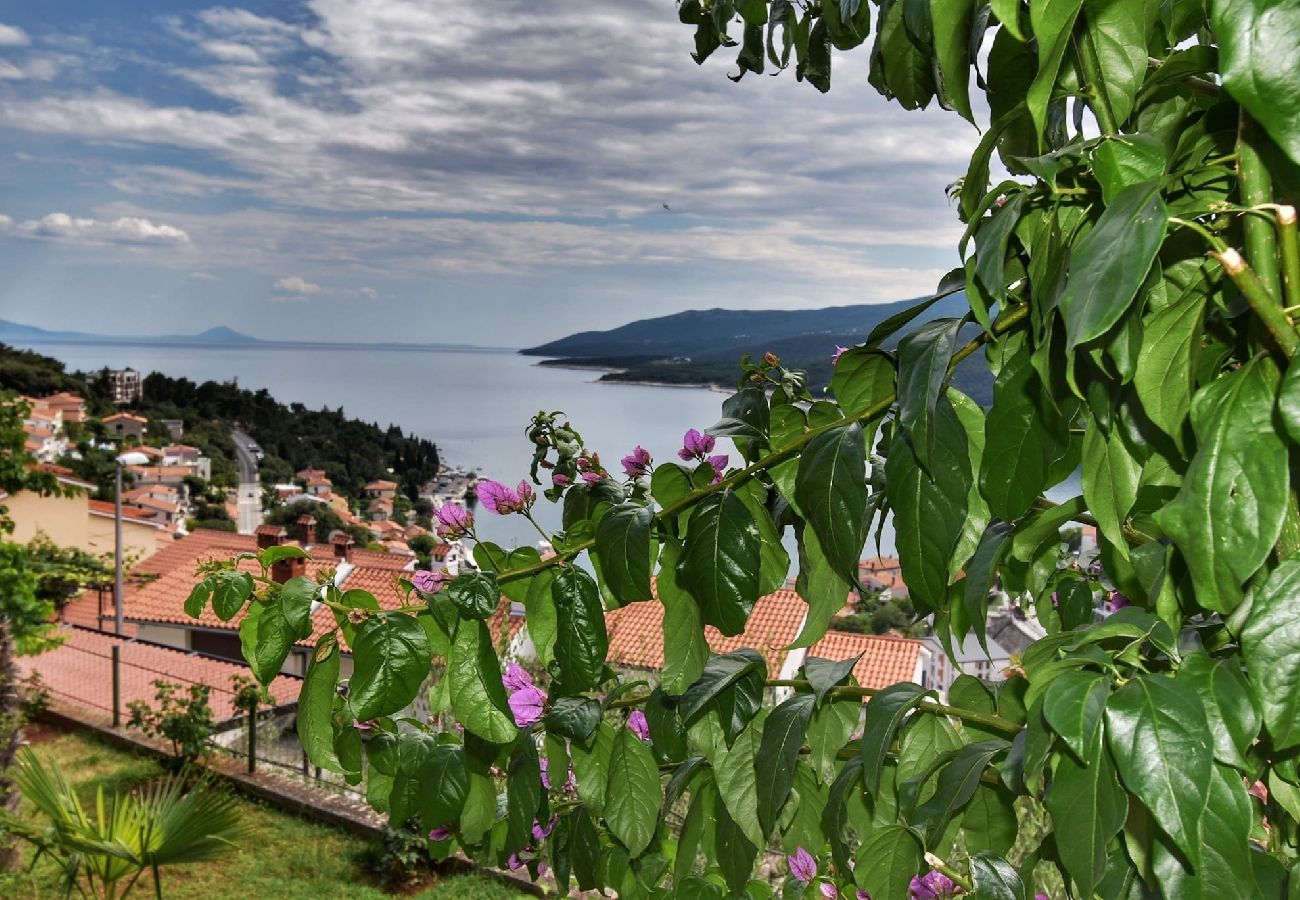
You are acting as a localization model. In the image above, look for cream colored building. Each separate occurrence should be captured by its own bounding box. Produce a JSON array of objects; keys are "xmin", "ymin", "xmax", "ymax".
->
[{"xmin": 4, "ymin": 480, "xmax": 165, "ymax": 560}]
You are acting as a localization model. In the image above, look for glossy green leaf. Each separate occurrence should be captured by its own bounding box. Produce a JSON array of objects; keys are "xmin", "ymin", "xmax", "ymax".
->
[
  {"xmin": 677, "ymin": 490, "xmax": 761, "ymax": 636},
  {"xmin": 448, "ymin": 619, "xmax": 517, "ymax": 744},
  {"xmin": 972, "ymin": 194, "xmax": 1026, "ymax": 321},
  {"xmin": 1175, "ymin": 652, "xmax": 1260, "ymax": 769},
  {"xmin": 457, "ymin": 771, "xmax": 495, "ymax": 845},
  {"xmin": 1081, "ymin": 419, "xmax": 1141, "ymax": 558},
  {"xmin": 571, "ymin": 722, "xmax": 615, "ymax": 815},
  {"xmin": 447, "ymin": 571, "xmax": 500, "ymax": 620},
  {"xmin": 605, "ymin": 725, "xmax": 661, "ymax": 857},
  {"xmin": 298, "ymin": 637, "xmax": 342, "ymax": 773},
  {"xmin": 594, "ymin": 502, "xmax": 654, "ymax": 606},
  {"xmin": 1133, "ymin": 279, "xmax": 1206, "ymax": 446},
  {"xmin": 854, "ymin": 825, "xmax": 924, "ymax": 900},
  {"xmin": 713, "ymin": 783, "xmax": 759, "ymax": 895},
  {"xmin": 521, "ymin": 570, "xmax": 557, "ymax": 667},
  {"xmin": 961, "ymin": 519, "xmax": 1013, "ymax": 652},
  {"xmin": 553, "ymin": 566, "xmax": 609, "ymax": 691},
  {"xmin": 210, "ymin": 570, "xmax": 255, "ymax": 621},
  {"xmin": 970, "ymin": 852, "xmax": 1026, "ymax": 900},
  {"xmin": 1156, "ymin": 358, "xmax": 1289, "ymax": 612},
  {"xmin": 929, "ymin": 0, "xmax": 975, "ymax": 121},
  {"xmin": 568, "ymin": 805, "xmax": 601, "ymax": 891},
  {"xmin": 545, "ymin": 696, "xmax": 602, "ymax": 744},
  {"xmin": 349, "ymin": 612, "xmax": 431, "ymax": 722},
  {"xmin": 860, "ymin": 682, "xmax": 931, "ymax": 795},
  {"xmin": 981, "ymin": 345, "xmax": 1067, "ymax": 521},
  {"xmin": 896, "ymin": 317, "xmax": 963, "ymax": 468},
  {"xmin": 1104, "ymin": 674, "xmax": 1211, "ymax": 870},
  {"xmin": 239, "ymin": 575, "xmax": 316, "ymax": 685},
  {"xmin": 1059, "ymin": 180, "xmax": 1167, "ymax": 349},
  {"xmin": 1241, "ymin": 559, "xmax": 1300, "ymax": 751},
  {"xmin": 806, "ymin": 697, "xmax": 860, "ymax": 784},
  {"xmin": 803, "ymin": 655, "xmax": 860, "ymax": 705},
  {"xmin": 788, "ymin": 523, "xmax": 852, "ymax": 649},
  {"xmin": 1093, "ymin": 134, "xmax": 1166, "ymax": 202},
  {"xmin": 1046, "ymin": 723, "xmax": 1128, "ymax": 896},
  {"xmin": 1026, "ymin": 0, "xmax": 1085, "ymax": 141},
  {"xmin": 795, "ymin": 421, "xmax": 868, "ymax": 581},
  {"xmin": 506, "ymin": 738, "xmax": 542, "ymax": 852},
  {"xmin": 831, "ymin": 347, "xmax": 896, "ymax": 418},
  {"xmin": 1083, "ymin": 0, "xmax": 1151, "ymax": 126},
  {"xmin": 1151, "ymin": 762, "xmax": 1257, "ymax": 898},
  {"xmin": 709, "ymin": 710, "xmax": 766, "ymax": 849},
  {"xmin": 1042, "ymin": 670, "xmax": 1109, "ymax": 763},
  {"xmin": 735, "ymin": 479, "xmax": 791, "ymax": 595},
  {"xmin": 962, "ymin": 784, "xmax": 1019, "ymax": 857},
  {"xmin": 1212, "ymin": 0, "xmax": 1300, "ymax": 164},
  {"xmin": 755, "ymin": 693, "xmax": 814, "ymax": 838},
  {"xmin": 709, "ymin": 385, "xmax": 770, "ymax": 443},
  {"xmin": 657, "ymin": 540, "xmax": 709, "ymax": 695},
  {"xmin": 910, "ymin": 740, "xmax": 1007, "ymax": 845},
  {"xmin": 679, "ymin": 649, "xmax": 766, "ymax": 731},
  {"xmin": 417, "ymin": 746, "xmax": 468, "ymax": 830}
]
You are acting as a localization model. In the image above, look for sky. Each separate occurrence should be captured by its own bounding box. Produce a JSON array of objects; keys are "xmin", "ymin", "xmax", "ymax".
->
[{"xmin": 0, "ymin": 0, "xmax": 981, "ymax": 346}]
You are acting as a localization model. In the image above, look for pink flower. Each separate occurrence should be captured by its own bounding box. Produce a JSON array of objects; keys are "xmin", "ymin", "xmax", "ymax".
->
[
  {"xmin": 706, "ymin": 454, "xmax": 729, "ymax": 484},
  {"xmin": 1106, "ymin": 591, "xmax": 1130, "ymax": 612},
  {"xmin": 411, "ymin": 569, "xmax": 448, "ymax": 595},
  {"xmin": 428, "ymin": 825, "xmax": 453, "ymax": 841},
  {"xmin": 621, "ymin": 446, "xmax": 652, "ymax": 478},
  {"xmin": 576, "ymin": 454, "xmax": 593, "ymax": 472},
  {"xmin": 788, "ymin": 848, "xmax": 817, "ymax": 883},
  {"xmin": 353, "ymin": 719, "xmax": 374, "ymax": 732},
  {"xmin": 508, "ymin": 686, "xmax": 547, "ymax": 726},
  {"xmin": 627, "ymin": 710, "xmax": 650, "ymax": 741},
  {"xmin": 503, "ymin": 663, "xmax": 534, "ymax": 693},
  {"xmin": 1034, "ymin": 895, "xmax": 1048, "ymax": 900},
  {"xmin": 517, "ymin": 480, "xmax": 535, "ymax": 507},
  {"xmin": 821, "ymin": 884, "xmax": 838, "ymax": 898},
  {"xmin": 910, "ymin": 871, "xmax": 962, "ymax": 898},
  {"xmin": 581, "ymin": 470, "xmax": 605, "ymax": 485},
  {"xmin": 532, "ymin": 817, "xmax": 555, "ymax": 841},
  {"xmin": 434, "ymin": 502, "xmax": 473, "ymax": 538},
  {"xmin": 506, "ymin": 852, "xmax": 523, "ymax": 870},
  {"xmin": 678, "ymin": 428, "xmax": 716, "ymax": 461},
  {"xmin": 552, "ymin": 472, "xmax": 571, "ymax": 487},
  {"xmin": 857, "ymin": 892, "xmax": 874, "ymax": 900},
  {"xmin": 477, "ymin": 479, "xmax": 519, "ymax": 514},
  {"xmin": 763, "ymin": 351, "xmax": 780, "ymax": 367},
  {"xmin": 539, "ymin": 755, "xmax": 551, "ymax": 789},
  {"xmin": 832, "ymin": 345, "xmax": 850, "ymax": 364}
]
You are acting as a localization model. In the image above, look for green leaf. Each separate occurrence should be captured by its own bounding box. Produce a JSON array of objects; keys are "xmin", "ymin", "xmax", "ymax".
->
[
  {"xmin": 831, "ymin": 347, "xmax": 896, "ymax": 418},
  {"xmin": 1175, "ymin": 653, "xmax": 1260, "ymax": 769},
  {"xmin": 1133, "ymin": 278, "xmax": 1206, "ymax": 446},
  {"xmin": 909, "ymin": 740, "xmax": 1008, "ymax": 845},
  {"xmin": 755, "ymin": 693, "xmax": 815, "ymax": 838},
  {"xmin": 980, "ymin": 345, "xmax": 1067, "ymax": 521},
  {"xmin": 1279, "ymin": 356, "xmax": 1300, "ymax": 444},
  {"xmin": 1082, "ymin": 0, "xmax": 1151, "ymax": 126},
  {"xmin": 258, "ymin": 543, "xmax": 308, "ymax": 568},
  {"xmin": 860, "ymin": 682, "xmax": 931, "ymax": 795},
  {"xmin": 806, "ymin": 697, "xmax": 859, "ymax": 784},
  {"xmin": 552, "ymin": 566, "xmax": 609, "ymax": 692},
  {"xmin": 803, "ymin": 655, "xmax": 860, "ymax": 705},
  {"xmin": 416, "ymin": 746, "xmax": 468, "ymax": 830},
  {"xmin": 1104, "ymin": 674, "xmax": 1211, "ymax": 870},
  {"xmin": 679, "ymin": 649, "xmax": 766, "ymax": 726},
  {"xmin": 675, "ymin": 774, "xmax": 713, "ymax": 884},
  {"xmin": 677, "ymin": 490, "xmax": 761, "ymax": 636},
  {"xmin": 969, "ymin": 852, "xmax": 1027, "ymax": 900},
  {"xmin": 349, "ymin": 612, "xmax": 430, "ymax": 721},
  {"xmin": 1212, "ymin": 0, "xmax": 1300, "ymax": 165},
  {"xmin": 1042, "ymin": 670, "xmax": 1109, "ymax": 763},
  {"xmin": 867, "ymin": 286, "xmax": 961, "ymax": 347},
  {"xmin": 1151, "ymin": 763, "xmax": 1257, "ymax": 899},
  {"xmin": 604, "ymin": 726, "xmax": 661, "ymax": 857},
  {"xmin": 1093, "ymin": 134, "xmax": 1167, "ymax": 202},
  {"xmin": 447, "ymin": 571, "xmax": 500, "ymax": 620},
  {"xmin": 1081, "ymin": 419, "xmax": 1141, "ymax": 558},
  {"xmin": 709, "ymin": 385, "xmax": 770, "ymax": 443},
  {"xmin": 239, "ymin": 575, "xmax": 316, "ymax": 685},
  {"xmin": 545, "ymin": 696, "xmax": 602, "ymax": 743},
  {"xmin": 887, "ymin": 395, "xmax": 972, "ymax": 612},
  {"xmin": 571, "ymin": 723, "xmax": 615, "ymax": 815},
  {"xmin": 448, "ymin": 619, "xmax": 517, "ymax": 744},
  {"xmin": 458, "ymin": 772, "xmax": 496, "ymax": 845},
  {"xmin": 795, "ymin": 422, "xmax": 868, "ymax": 581},
  {"xmin": 928, "ymin": 0, "xmax": 976, "ymax": 121},
  {"xmin": 735, "ymin": 479, "xmax": 791, "ymax": 595},
  {"xmin": 1060, "ymin": 181, "xmax": 1167, "ymax": 349},
  {"xmin": 568, "ymin": 805, "xmax": 601, "ymax": 891},
  {"xmin": 853, "ymin": 825, "xmax": 924, "ymax": 900},
  {"xmin": 522, "ymin": 570, "xmax": 557, "ymax": 668},
  {"xmin": 972, "ymin": 194, "xmax": 1026, "ymax": 321},
  {"xmin": 1156, "ymin": 358, "xmax": 1290, "ymax": 612},
  {"xmin": 897, "ymin": 317, "xmax": 963, "ymax": 468},
  {"xmin": 708, "ymin": 711, "xmax": 767, "ymax": 849},
  {"xmin": 298, "ymin": 637, "xmax": 342, "ymax": 773},
  {"xmin": 962, "ymin": 784, "xmax": 1019, "ymax": 857},
  {"xmin": 211, "ymin": 570, "xmax": 254, "ymax": 621},
  {"xmin": 1045, "ymin": 722, "xmax": 1128, "ymax": 896},
  {"xmin": 1026, "ymin": 0, "xmax": 1085, "ymax": 141},
  {"xmin": 713, "ymin": 783, "xmax": 759, "ymax": 895},
  {"xmin": 1241, "ymin": 559, "xmax": 1300, "ymax": 751},
  {"xmin": 657, "ymin": 540, "xmax": 709, "ymax": 695},
  {"xmin": 873, "ymin": 0, "xmax": 936, "ymax": 108},
  {"xmin": 788, "ymin": 523, "xmax": 852, "ymax": 650},
  {"xmin": 960, "ymin": 520, "xmax": 1013, "ymax": 652},
  {"xmin": 594, "ymin": 503, "xmax": 654, "ymax": 606}
]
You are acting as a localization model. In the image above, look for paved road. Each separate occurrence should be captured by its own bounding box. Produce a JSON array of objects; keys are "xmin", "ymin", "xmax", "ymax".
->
[{"xmin": 231, "ymin": 427, "xmax": 263, "ymax": 535}]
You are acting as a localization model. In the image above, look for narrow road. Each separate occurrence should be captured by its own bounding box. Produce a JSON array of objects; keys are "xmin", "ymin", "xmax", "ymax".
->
[{"xmin": 230, "ymin": 427, "xmax": 263, "ymax": 535}]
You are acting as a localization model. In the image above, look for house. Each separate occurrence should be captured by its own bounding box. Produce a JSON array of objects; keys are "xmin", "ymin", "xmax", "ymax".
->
[
  {"xmin": 40, "ymin": 392, "xmax": 87, "ymax": 424},
  {"xmin": 161, "ymin": 418, "xmax": 184, "ymax": 439},
  {"xmin": 368, "ymin": 497, "xmax": 393, "ymax": 522},
  {"xmin": 922, "ymin": 633, "xmax": 1013, "ymax": 701},
  {"xmin": 105, "ymin": 369, "xmax": 142, "ymax": 404},
  {"xmin": 305, "ymin": 476, "xmax": 332, "ymax": 497},
  {"xmin": 296, "ymin": 467, "xmax": 327, "ymax": 483},
  {"xmin": 22, "ymin": 423, "xmax": 64, "ymax": 462},
  {"xmin": 162, "ymin": 444, "xmax": 200, "ymax": 465},
  {"xmin": 364, "ymin": 479, "xmax": 398, "ymax": 500},
  {"xmin": 859, "ymin": 556, "xmax": 907, "ymax": 599},
  {"xmin": 3, "ymin": 467, "xmax": 166, "ymax": 560},
  {"xmin": 103, "ymin": 412, "xmax": 148, "ymax": 441}
]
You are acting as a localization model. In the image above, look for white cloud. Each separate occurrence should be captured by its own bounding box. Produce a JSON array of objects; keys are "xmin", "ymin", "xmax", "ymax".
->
[
  {"xmin": 359, "ymin": 286, "xmax": 378, "ymax": 300},
  {"xmin": 188, "ymin": 271, "xmax": 221, "ymax": 282},
  {"xmin": 0, "ymin": 23, "xmax": 29, "ymax": 46},
  {"xmin": 273, "ymin": 275, "xmax": 321, "ymax": 294},
  {"xmin": 0, "ymin": 211, "xmax": 191, "ymax": 246}
]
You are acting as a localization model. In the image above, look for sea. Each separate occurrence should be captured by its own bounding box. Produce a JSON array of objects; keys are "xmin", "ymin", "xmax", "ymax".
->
[{"xmin": 25, "ymin": 341, "xmax": 831, "ymax": 555}]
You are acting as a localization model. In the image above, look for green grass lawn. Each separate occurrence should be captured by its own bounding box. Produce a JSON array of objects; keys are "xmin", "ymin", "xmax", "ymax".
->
[{"xmin": 0, "ymin": 729, "xmax": 532, "ymax": 900}]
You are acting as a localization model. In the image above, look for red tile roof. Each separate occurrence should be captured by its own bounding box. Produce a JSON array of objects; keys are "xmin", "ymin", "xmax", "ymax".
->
[
  {"xmin": 18, "ymin": 625, "xmax": 300, "ymax": 722},
  {"xmin": 103, "ymin": 412, "xmax": 148, "ymax": 424},
  {"xmin": 87, "ymin": 499, "xmax": 166, "ymax": 526},
  {"xmin": 806, "ymin": 631, "xmax": 925, "ymax": 690}
]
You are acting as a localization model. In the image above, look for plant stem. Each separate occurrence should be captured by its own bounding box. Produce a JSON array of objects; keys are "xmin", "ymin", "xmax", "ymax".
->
[
  {"xmin": 1213, "ymin": 248, "xmax": 1300, "ymax": 357},
  {"xmin": 1238, "ymin": 111, "xmax": 1283, "ymax": 303},
  {"xmin": 1278, "ymin": 205, "xmax": 1300, "ymax": 311},
  {"xmin": 493, "ymin": 304, "xmax": 1032, "ymax": 586},
  {"xmin": 1076, "ymin": 25, "xmax": 1118, "ymax": 135}
]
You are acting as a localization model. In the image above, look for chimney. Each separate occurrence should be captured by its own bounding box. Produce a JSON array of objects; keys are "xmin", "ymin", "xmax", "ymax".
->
[
  {"xmin": 297, "ymin": 514, "xmax": 316, "ymax": 547},
  {"xmin": 255, "ymin": 523, "xmax": 287, "ymax": 551},
  {"xmin": 331, "ymin": 532, "xmax": 354, "ymax": 563}
]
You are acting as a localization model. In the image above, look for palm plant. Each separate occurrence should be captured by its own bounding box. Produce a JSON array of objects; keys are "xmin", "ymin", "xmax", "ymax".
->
[{"xmin": 0, "ymin": 749, "xmax": 246, "ymax": 898}]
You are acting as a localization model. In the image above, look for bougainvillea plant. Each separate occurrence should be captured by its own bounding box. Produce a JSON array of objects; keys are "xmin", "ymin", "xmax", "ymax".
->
[{"xmin": 186, "ymin": 0, "xmax": 1300, "ymax": 896}]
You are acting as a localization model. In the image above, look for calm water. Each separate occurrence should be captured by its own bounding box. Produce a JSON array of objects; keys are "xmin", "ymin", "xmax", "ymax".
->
[{"xmin": 28, "ymin": 341, "xmax": 770, "ymax": 553}]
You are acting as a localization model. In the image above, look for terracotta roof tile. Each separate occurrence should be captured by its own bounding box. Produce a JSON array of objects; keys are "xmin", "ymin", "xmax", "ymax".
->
[
  {"xmin": 806, "ymin": 630, "xmax": 925, "ymax": 690},
  {"xmin": 18, "ymin": 625, "xmax": 300, "ymax": 722}
]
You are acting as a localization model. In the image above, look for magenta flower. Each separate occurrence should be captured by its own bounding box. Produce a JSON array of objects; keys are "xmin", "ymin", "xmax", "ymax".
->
[
  {"xmin": 532, "ymin": 817, "xmax": 556, "ymax": 841},
  {"xmin": 678, "ymin": 428, "xmax": 716, "ymax": 461},
  {"xmin": 857, "ymin": 892, "xmax": 874, "ymax": 900},
  {"xmin": 1034, "ymin": 895, "xmax": 1048, "ymax": 900},
  {"xmin": 788, "ymin": 848, "xmax": 817, "ymax": 883},
  {"xmin": 539, "ymin": 755, "xmax": 551, "ymax": 789},
  {"xmin": 706, "ymin": 453, "xmax": 729, "ymax": 484},
  {"xmin": 581, "ymin": 470, "xmax": 605, "ymax": 485},
  {"xmin": 575, "ymin": 454, "xmax": 593, "ymax": 472},
  {"xmin": 517, "ymin": 480, "xmax": 535, "ymax": 507},
  {"xmin": 503, "ymin": 662, "xmax": 534, "ymax": 693},
  {"xmin": 508, "ymin": 685, "xmax": 547, "ymax": 726},
  {"xmin": 832, "ymin": 345, "xmax": 850, "ymax": 364},
  {"xmin": 477, "ymin": 479, "xmax": 518, "ymax": 514},
  {"xmin": 627, "ymin": 710, "xmax": 650, "ymax": 741},
  {"xmin": 820, "ymin": 884, "xmax": 838, "ymax": 898},
  {"xmin": 411, "ymin": 569, "xmax": 448, "ymax": 595},
  {"xmin": 434, "ymin": 502, "xmax": 473, "ymax": 538},
  {"xmin": 428, "ymin": 824, "xmax": 453, "ymax": 841},
  {"xmin": 1106, "ymin": 591, "xmax": 1130, "ymax": 612},
  {"xmin": 552, "ymin": 472, "xmax": 571, "ymax": 487},
  {"xmin": 910, "ymin": 871, "xmax": 962, "ymax": 898},
  {"xmin": 353, "ymin": 719, "xmax": 374, "ymax": 732},
  {"xmin": 621, "ymin": 446, "xmax": 652, "ymax": 478},
  {"xmin": 506, "ymin": 852, "xmax": 523, "ymax": 870}
]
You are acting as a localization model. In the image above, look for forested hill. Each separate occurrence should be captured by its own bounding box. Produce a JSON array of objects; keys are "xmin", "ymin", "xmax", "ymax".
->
[
  {"xmin": 520, "ymin": 293, "xmax": 993, "ymax": 402},
  {"xmin": 0, "ymin": 344, "xmax": 439, "ymax": 502}
]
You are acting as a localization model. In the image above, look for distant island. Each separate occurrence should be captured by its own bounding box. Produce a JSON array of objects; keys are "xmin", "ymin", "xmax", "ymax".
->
[
  {"xmin": 0, "ymin": 319, "xmax": 507, "ymax": 353},
  {"xmin": 521, "ymin": 294, "xmax": 994, "ymax": 403}
]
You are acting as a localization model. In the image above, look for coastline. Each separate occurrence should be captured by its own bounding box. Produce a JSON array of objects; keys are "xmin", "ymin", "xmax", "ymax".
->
[{"xmin": 531, "ymin": 359, "xmax": 728, "ymax": 393}]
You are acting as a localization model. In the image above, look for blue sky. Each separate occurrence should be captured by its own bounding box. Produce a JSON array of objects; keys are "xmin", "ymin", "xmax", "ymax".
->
[{"xmin": 0, "ymin": 1, "xmax": 979, "ymax": 346}]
